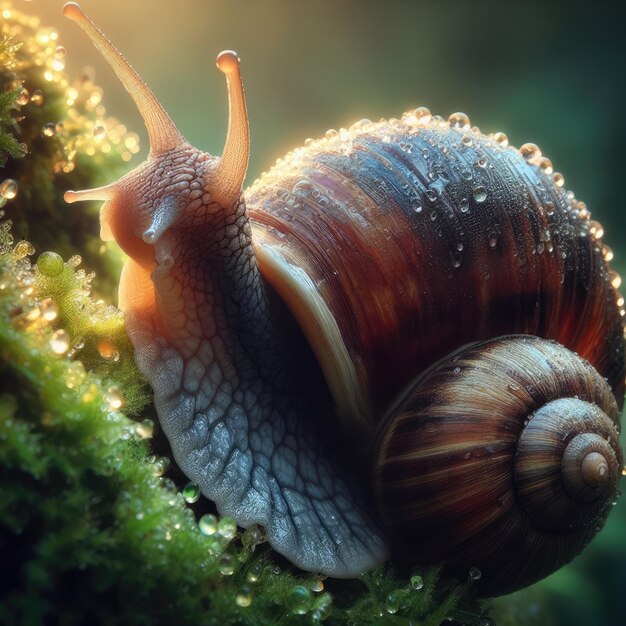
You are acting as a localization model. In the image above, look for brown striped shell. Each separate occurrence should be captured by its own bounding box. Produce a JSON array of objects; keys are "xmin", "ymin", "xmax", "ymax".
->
[
  {"xmin": 248, "ymin": 112, "xmax": 625, "ymax": 443},
  {"xmin": 246, "ymin": 110, "xmax": 625, "ymax": 594},
  {"xmin": 373, "ymin": 335, "xmax": 622, "ymax": 596}
]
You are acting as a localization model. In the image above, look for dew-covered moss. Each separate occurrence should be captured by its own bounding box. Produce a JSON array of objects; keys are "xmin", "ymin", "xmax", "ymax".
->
[{"xmin": 0, "ymin": 2, "xmax": 136, "ymax": 297}]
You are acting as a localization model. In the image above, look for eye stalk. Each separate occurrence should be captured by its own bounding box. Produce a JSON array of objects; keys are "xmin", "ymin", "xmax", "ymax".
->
[
  {"xmin": 212, "ymin": 50, "xmax": 250, "ymax": 208},
  {"xmin": 62, "ymin": 2, "xmax": 187, "ymax": 156}
]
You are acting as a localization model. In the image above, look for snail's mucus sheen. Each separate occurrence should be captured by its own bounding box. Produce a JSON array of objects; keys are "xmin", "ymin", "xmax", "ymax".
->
[{"xmin": 64, "ymin": 3, "xmax": 624, "ymax": 598}]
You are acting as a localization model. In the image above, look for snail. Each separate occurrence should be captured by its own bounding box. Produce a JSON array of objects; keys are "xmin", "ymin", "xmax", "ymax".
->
[{"xmin": 62, "ymin": 2, "xmax": 625, "ymax": 597}]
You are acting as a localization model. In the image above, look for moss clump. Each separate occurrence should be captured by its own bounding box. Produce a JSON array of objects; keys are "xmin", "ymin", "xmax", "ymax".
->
[{"xmin": 0, "ymin": 2, "xmax": 139, "ymax": 297}]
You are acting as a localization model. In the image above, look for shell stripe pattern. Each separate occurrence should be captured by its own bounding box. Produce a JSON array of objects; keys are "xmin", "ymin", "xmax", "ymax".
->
[
  {"xmin": 373, "ymin": 335, "xmax": 622, "ymax": 596},
  {"xmin": 248, "ymin": 116, "xmax": 625, "ymax": 438}
]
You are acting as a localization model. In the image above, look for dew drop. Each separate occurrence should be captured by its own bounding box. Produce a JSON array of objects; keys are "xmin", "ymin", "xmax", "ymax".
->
[
  {"xmin": 136, "ymin": 418, "xmax": 154, "ymax": 439},
  {"xmin": 218, "ymin": 552, "xmax": 235, "ymax": 576},
  {"xmin": 538, "ymin": 157, "xmax": 553, "ymax": 175},
  {"xmin": 246, "ymin": 563, "xmax": 262, "ymax": 583},
  {"xmin": 0, "ymin": 178, "xmax": 18, "ymax": 199},
  {"xmin": 410, "ymin": 573, "xmax": 425, "ymax": 590},
  {"xmin": 16, "ymin": 88, "xmax": 29, "ymax": 106},
  {"xmin": 413, "ymin": 200, "xmax": 423, "ymax": 213},
  {"xmin": 493, "ymin": 131, "xmax": 508, "ymax": 147},
  {"xmin": 473, "ymin": 186, "xmax": 487, "ymax": 203},
  {"xmin": 610, "ymin": 270, "xmax": 622, "ymax": 289},
  {"xmin": 448, "ymin": 111, "xmax": 470, "ymax": 130},
  {"xmin": 50, "ymin": 329, "xmax": 70, "ymax": 355},
  {"xmin": 286, "ymin": 585, "xmax": 313, "ymax": 615},
  {"xmin": 469, "ymin": 566, "xmax": 482, "ymax": 581},
  {"xmin": 30, "ymin": 89, "xmax": 44, "ymax": 106},
  {"xmin": 218, "ymin": 516, "xmax": 238, "ymax": 540},
  {"xmin": 311, "ymin": 592, "xmax": 333, "ymax": 621},
  {"xmin": 93, "ymin": 125, "xmax": 106, "ymax": 139},
  {"xmin": 489, "ymin": 235, "xmax": 497, "ymax": 248},
  {"xmin": 414, "ymin": 106, "xmax": 432, "ymax": 126},
  {"xmin": 42, "ymin": 122, "xmax": 56, "ymax": 137},
  {"xmin": 386, "ymin": 592, "xmax": 401, "ymax": 614},
  {"xmin": 13, "ymin": 240, "xmax": 35, "ymax": 260},
  {"xmin": 552, "ymin": 172, "xmax": 565, "ymax": 188},
  {"xmin": 182, "ymin": 481, "xmax": 200, "ymax": 503},
  {"xmin": 519, "ymin": 142, "xmax": 541, "ymax": 161},
  {"xmin": 54, "ymin": 45, "xmax": 66, "ymax": 58},
  {"xmin": 459, "ymin": 198, "xmax": 470, "ymax": 213},
  {"xmin": 97, "ymin": 339, "xmax": 119, "ymax": 361},
  {"xmin": 242, "ymin": 524, "xmax": 267, "ymax": 548},
  {"xmin": 208, "ymin": 537, "xmax": 224, "ymax": 556},
  {"xmin": 588, "ymin": 220, "xmax": 604, "ymax": 240},
  {"xmin": 41, "ymin": 298, "xmax": 58, "ymax": 321},
  {"xmin": 152, "ymin": 456, "xmax": 170, "ymax": 476},
  {"xmin": 199, "ymin": 513, "xmax": 218, "ymax": 536},
  {"xmin": 235, "ymin": 586, "xmax": 253, "ymax": 607},
  {"xmin": 461, "ymin": 133, "xmax": 473, "ymax": 147},
  {"xmin": 104, "ymin": 385, "xmax": 124, "ymax": 410}
]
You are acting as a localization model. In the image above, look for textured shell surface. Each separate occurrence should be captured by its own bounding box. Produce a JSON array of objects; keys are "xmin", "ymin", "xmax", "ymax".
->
[
  {"xmin": 247, "ymin": 113, "xmax": 625, "ymax": 441},
  {"xmin": 372, "ymin": 334, "xmax": 623, "ymax": 595}
]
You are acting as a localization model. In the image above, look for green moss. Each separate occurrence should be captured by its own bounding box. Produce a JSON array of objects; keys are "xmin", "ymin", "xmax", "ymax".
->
[{"xmin": 0, "ymin": 4, "xmax": 135, "ymax": 297}]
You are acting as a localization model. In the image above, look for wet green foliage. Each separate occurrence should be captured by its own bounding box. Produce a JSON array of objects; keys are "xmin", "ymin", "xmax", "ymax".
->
[
  {"xmin": 0, "ymin": 4, "xmax": 136, "ymax": 297},
  {"xmin": 0, "ymin": 38, "xmax": 25, "ymax": 167}
]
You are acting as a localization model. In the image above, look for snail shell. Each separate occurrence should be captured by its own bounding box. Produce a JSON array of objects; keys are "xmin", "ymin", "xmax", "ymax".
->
[
  {"xmin": 246, "ymin": 113, "xmax": 625, "ymax": 593},
  {"xmin": 247, "ymin": 114, "xmax": 625, "ymax": 445},
  {"xmin": 373, "ymin": 335, "xmax": 622, "ymax": 596}
]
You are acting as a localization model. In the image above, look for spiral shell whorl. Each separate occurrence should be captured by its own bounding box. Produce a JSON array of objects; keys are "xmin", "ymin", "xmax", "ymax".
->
[
  {"xmin": 515, "ymin": 398, "xmax": 620, "ymax": 532},
  {"xmin": 373, "ymin": 335, "xmax": 622, "ymax": 596}
]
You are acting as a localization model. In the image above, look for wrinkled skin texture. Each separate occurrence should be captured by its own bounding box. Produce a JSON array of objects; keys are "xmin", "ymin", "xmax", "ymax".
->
[{"xmin": 117, "ymin": 146, "xmax": 388, "ymax": 576}]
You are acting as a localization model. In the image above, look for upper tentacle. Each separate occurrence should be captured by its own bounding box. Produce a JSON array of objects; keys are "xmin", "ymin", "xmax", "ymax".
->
[
  {"xmin": 63, "ymin": 2, "xmax": 187, "ymax": 155},
  {"xmin": 210, "ymin": 51, "xmax": 250, "ymax": 207}
]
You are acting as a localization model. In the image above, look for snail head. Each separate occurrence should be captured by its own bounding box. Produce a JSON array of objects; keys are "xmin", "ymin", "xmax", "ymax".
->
[{"xmin": 62, "ymin": 3, "xmax": 250, "ymax": 268}]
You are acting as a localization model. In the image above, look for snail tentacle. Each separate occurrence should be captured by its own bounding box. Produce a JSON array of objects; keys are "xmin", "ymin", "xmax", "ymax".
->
[
  {"xmin": 63, "ymin": 2, "xmax": 187, "ymax": 154},
  {"xmin": 211, "ymin": 51, "xmax": 250, "ymax": 207}
]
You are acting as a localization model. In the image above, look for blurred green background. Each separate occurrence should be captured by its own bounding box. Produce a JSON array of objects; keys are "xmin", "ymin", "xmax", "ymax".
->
[{"xmin": 28, "ymin": 0, "xmax": 626, "ymax": 623}]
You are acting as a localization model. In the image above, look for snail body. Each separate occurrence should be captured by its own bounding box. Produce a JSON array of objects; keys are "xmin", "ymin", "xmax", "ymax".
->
[{"xmin": 63, "ymin": 3, "xmax": 624, "ymax": 596}]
